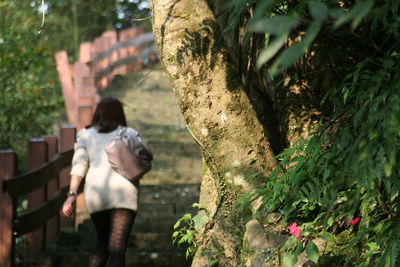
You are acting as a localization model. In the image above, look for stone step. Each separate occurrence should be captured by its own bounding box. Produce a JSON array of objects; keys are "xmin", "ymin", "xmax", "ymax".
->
[
  {"xmin": 138, "ymin": 203, "xmax": 198, "ymax": 219},
  {"xmin": 39, "ymin": 248, "xmax": 191, "ymax": 267},
  {"xmin": 76, "ymin": 215, "xmax": 184, "ymax": 235},
  {"xmin": 126, "ymin": 249, "xmax": 191, "ymax": 267},
  {"xmin": 130, "ymin": 232, "xmax": 173, "ymax": 250},
  {"xmin": 139, "ymin": 196, "xmax": 199, "ymax": 209},
  {"xmin": 138, "ymin": 202, "xmax": 175, "ymax": 218},
  {"xmin": 139, "ymin": 183, "xmax": 200, "ymax": 196},
  {"xmin": 38, "ymin": 251, "xmax": 90, "ymax": 267},
  {"xmin": 133, "ymin": 215, "xmax": 182, "ymax": 233},
  {"xmin": 139, "ymin": 184, "xmax": 200, "ymax": 203},
  {"xmin": 147, "ymin": 141, "xmax": 200, "ymax": 157},
  {"xmin": 151, "ymin": 161, "xmax": 201, "ymax": 172}
]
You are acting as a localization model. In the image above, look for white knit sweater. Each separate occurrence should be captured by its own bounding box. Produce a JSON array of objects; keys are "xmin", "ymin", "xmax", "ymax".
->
[{"xmin": 70, "ymin": 126, "xmax": 139, "ymax": 214}]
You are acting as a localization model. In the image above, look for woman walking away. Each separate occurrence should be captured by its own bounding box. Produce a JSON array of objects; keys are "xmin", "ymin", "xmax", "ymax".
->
[{"xmin": 62, "ymin": 97, "xmax": 151, "ymax": 267}]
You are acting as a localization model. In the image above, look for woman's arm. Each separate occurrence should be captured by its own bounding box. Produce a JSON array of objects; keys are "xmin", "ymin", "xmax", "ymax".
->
[
  {"xmin": 63, "ymin": 129, "xmax": 89, "ymax": 217},
  {"xmin": 62, "ymin": 174, "xmax": 84, "ymax": 217}
]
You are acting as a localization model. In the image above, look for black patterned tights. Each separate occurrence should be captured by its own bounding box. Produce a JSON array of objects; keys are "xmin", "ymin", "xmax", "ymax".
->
[{"xmin": 89, "ymin": 208, "xmax": 136, "ymax": 267}]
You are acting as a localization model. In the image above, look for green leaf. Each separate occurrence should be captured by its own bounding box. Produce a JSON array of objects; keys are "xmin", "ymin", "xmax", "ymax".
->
[
  {"xmin": 256, "ymin": 33, "xmax": 288, "ymax": 68},
  {"xmin": 283, "ymin": 252, "xmax": 298, "ymax": 267},
  {"xmin": 323, "ymin": 169, "xmax": 331, "ymax": 179},
  {"xmin": 364, "ymin": 242, "xmax": 379, "ymax": 259},
  {"xmin": 327, "ymin": 216, "xmax": 334, "ymax": 227},
  {"xmin": 351, "ymin": 0, "xmax": 374, "ymax": 29},
  {"xmin": 249, "ymin": 16, "xmax": 299, "ymax": 35},
  {"xmin": 294, "ymin": 242, "xmax": 304, "ymax": 256},
  {"xmin": 328, "ymin": 8, "xmax": 344, "ymax": 19},
  {"xmin": 192, "ymin": 213, "xmax": 209, "ymax": 231},
  {"xmin": 207, "ymin": 259, "xmax": 219, "ymax": 267},
  {"xmin": 187, "ymin": 234, "xmax": 194, "ymax": 244},
  {"xmin": 306, "ymin": 240, "xmax": 319, "ymax": 263},
  {"xmin": 270, "ymin": 20, "xmax": 322, "ymax": 76},
  {"xmin": 172, "ymin": 231, "xmax": 180, "ymax": 244},
  {"xmin": 319, "ymin": 231, "xmax": 336, "ymax": 243},
  {"xmin": 182, "ymin": 213, "xmax": 192, "ymax": 221},
  {"xmin": 333, "ymin": 0, "xmax": 374, "ymax": 29},
  {"xmin": 172, "ymin": 231, "xmax": 180, "ymax": 239},
  {"xmin": 280, "ymin": 236, "xmax": 298, "ymax": 251},
  {"xmin": 186, "ymin": 246, "xmax": 195, "ymax": 259},
  {"xmin": 178, "ymin": 234, "xmax": 188, "ymax": 245},
  {"xmin": 308, "ymin": 1, "xmax": 328, "ymax": 21},
  {"xmin": 191, "ymin": 203, "xmax": 202, "ymax": 208},
  {"xmin": 173, "ymin": 220, "xmax": 181, "ymax": 230},
  {"xmin": 252, "ymin": 0, "xmax": 275, "ymax": 21},
  {"xmin": 384, "ymin": 162, "xmax": 392, "ymax": 177}
]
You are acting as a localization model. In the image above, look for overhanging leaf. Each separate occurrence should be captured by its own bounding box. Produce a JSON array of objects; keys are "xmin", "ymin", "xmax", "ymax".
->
[
  {"xmin": 252, "ymin": 0, "xmax": 276, "ymax": 21},
  {"xmin": 319, "ymin": 231, "xmax": 336, "ymax": 243},
  {"xmin": 249, "ymin": 16, "xmax": 299, "ymax": 36},
  {"xmin": 256, "ymin": 33, "xmax": 288, "ymax": 68},
  {"xmin": 351, "ymin": 0, "xmax": 374, "ymax": 29},
  {"xmin": 270, "ymin": 20, "xmax": 322, "ymax": 76},
  {"xmin": 306, "ymin": 240, "xmax": 319, "ymax": 263},
  {"xmin": 333, "ymin": 0, "xmax": 374, "ymax": 29},
  {"xmin": 308, "ymin": 1, "xmax": 328, "ymax": 21}
]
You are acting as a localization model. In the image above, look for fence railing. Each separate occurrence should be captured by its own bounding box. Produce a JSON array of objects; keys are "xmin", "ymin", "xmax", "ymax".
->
[
  {"xmin": 0, "ymin": 126, "xmax": 76, "ymax": 267},
  {"xmin": 55, "ymin": 27, "xmax": 157, "ymax": 130}
]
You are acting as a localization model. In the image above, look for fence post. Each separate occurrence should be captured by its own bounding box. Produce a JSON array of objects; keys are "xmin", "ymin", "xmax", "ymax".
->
[
  {"xmin": 0, "ymin": 150, "xmax": 17, "ymax": 267},
  {"xmin": 79, "ymin": 42, "xmax": 92, "ymax": 64},
  {"xmin": 59, "ymin": 127, "xmax": 76, "ymax": 231},
  {"xmin": 93, "ymin": 35, "xmax": 108, "ymax": 89},
  {"xmin": 26, "ymin": 139, "xmax": 48, "ymax": 261},
  {"xmin": 42, "ymin": 136, "xmax": 59, "ymax": 246},
  {"xmin": 103, "ymin": 31, "xmax": 118, "ymax": 85},
  {"xmin": 73, "ymin": 62, "xmax": 95, "ymax": 130},
  {"xmin": 55, "ymin": 51, "xmax": 77, "ymax": 125}
]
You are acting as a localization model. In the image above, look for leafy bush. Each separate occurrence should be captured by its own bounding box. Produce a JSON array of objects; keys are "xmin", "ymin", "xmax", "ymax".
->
[
  {"xmin": 173, "ymin": 204, "xmax": 209, "ymax": 258},
  {"xmin": 228, "ymin": 0, "xmax": 400, "ymax": 265},
  {"xmin": 260, "ymin": 57, "xmax": 399, "ymax": 266}
]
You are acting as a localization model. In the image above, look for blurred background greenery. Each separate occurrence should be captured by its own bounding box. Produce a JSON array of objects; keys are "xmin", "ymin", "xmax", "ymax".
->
[{"xmin": 0, "ymin": 0, "xmax": 151, "ymax": 169}]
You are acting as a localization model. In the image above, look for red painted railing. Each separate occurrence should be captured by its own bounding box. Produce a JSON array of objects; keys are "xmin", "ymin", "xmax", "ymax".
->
[
  {"xmin": 55, "ymin": 27, "xmax": 157, "ymax": 130},
  {"xmin": 0, "ymin": 127, "xmax": 76, "ymax": 267}
]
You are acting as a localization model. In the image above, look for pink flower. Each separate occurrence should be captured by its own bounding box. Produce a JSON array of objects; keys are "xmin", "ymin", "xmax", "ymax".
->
[
  {"xmin": 349, "ymin": 217, "xmax": 361, "ymax": 226},
  {"xmin": 288, "ymin": 223, "xmax": 301, "ymax": 238}
]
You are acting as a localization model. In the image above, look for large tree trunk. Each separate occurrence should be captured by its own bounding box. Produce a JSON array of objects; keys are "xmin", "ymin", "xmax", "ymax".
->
[
  {"xmin": 151, "ymin": 0, "xmax": 277, "ymax": 265},
  {"xmin": 151, "ymin": 1, "xmax": 364, "ymax": 266}
]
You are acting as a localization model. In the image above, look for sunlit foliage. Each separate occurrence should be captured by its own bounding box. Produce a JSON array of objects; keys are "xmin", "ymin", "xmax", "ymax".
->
[
  {"xmin": 0, "ymin": 1, "xmax": 62, "ymax": 168},
  {"xmin": 225, "ymin": 0, "xmax": 400, "ymax": 265}
]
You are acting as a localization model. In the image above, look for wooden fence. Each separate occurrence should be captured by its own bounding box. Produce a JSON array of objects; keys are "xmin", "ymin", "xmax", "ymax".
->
[
  {"xmin": 0, "ymin": 127, "xmax": 76, "ymax": 267},
  {"xmin": 55, "ymin": 27, "xmax": 157, "ymax": 130}
]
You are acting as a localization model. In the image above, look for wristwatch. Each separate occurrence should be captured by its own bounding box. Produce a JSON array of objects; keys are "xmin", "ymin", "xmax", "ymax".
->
[{"xmin": 67, "ymin": 191, "xmax": 77, "ymax": 197}]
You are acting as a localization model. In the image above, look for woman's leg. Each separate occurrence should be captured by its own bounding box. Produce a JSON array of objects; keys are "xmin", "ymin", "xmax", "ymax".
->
[
  {"xmin": 107, "ymin": 209, "xmax": 136, "ymax": 267},
  {"xmin": 89, "ymin": 210, "xmax": 111, "ymax": 267}
]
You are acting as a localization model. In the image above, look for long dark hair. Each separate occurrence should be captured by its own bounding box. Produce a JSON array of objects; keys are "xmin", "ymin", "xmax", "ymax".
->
[{"xmin": 87, "ymin": 97, "xmax": 127, "ymax": 133}]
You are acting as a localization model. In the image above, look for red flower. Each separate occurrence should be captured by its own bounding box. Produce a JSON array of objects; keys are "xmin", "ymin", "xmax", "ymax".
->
[
  {"xmin": 349, "ymin": 217, "xmax": 361, "ymax": 226},
  {"xmin": 288, "ymin": 222, "xmax": 301, "ymax": 238}
]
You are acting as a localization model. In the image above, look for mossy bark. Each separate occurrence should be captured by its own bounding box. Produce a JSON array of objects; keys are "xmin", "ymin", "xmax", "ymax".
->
[{"xmin": 151, "ymin": 0, "xmax": 276, "ymax": 265}]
